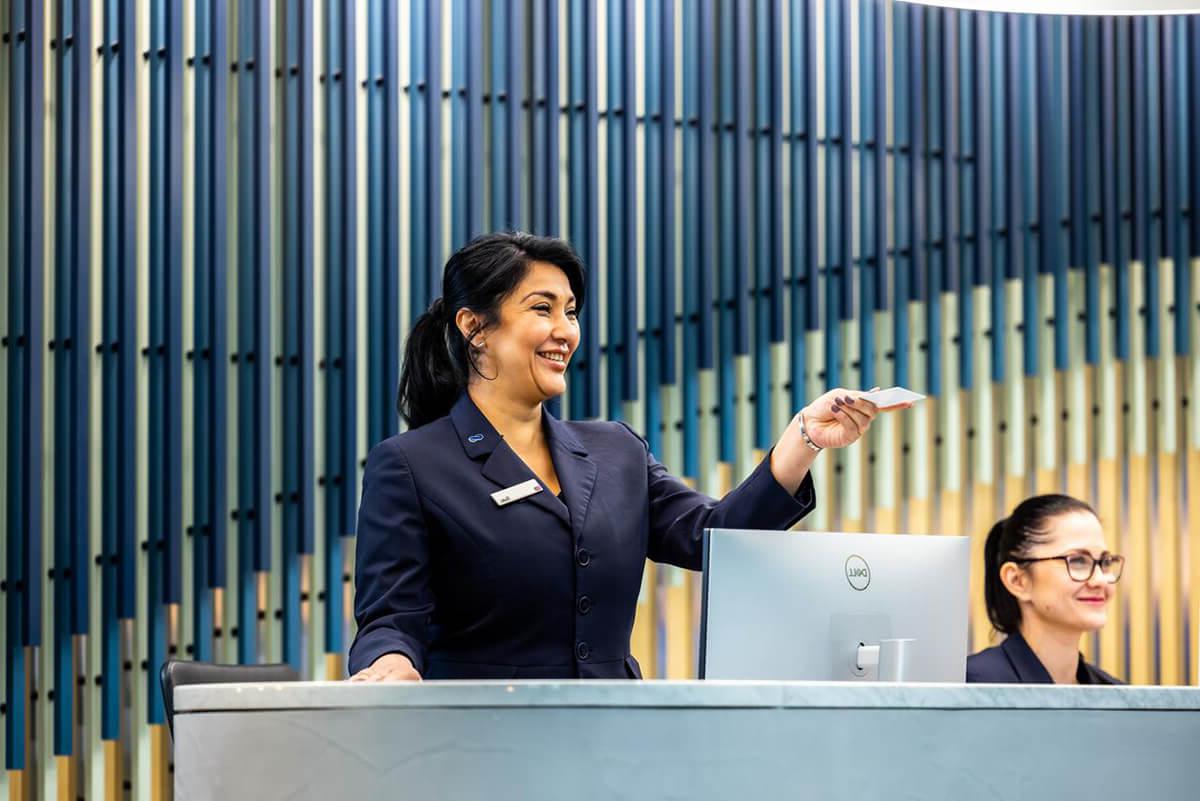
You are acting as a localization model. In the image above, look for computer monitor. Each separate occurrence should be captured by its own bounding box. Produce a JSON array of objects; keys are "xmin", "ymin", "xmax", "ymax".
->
[{"xmin": 699, "ymin": 529, "xmax": 970, "ymax": 682}]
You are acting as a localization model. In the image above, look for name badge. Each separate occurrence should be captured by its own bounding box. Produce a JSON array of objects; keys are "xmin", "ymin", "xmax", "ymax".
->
[{"xmin": 491, "ymin": 479, "xmax": 543, "ymax": 507}]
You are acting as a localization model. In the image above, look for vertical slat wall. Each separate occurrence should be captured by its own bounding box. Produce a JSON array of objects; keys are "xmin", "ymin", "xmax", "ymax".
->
[{"xmin": 2, "ymin": 4, "xmax": 1200, "ymax": 798}]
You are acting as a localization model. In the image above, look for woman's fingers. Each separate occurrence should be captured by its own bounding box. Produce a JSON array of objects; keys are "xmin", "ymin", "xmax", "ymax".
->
[{"xmin": 837, "ymin": 397, "xmax": 875, "ymax": 434}]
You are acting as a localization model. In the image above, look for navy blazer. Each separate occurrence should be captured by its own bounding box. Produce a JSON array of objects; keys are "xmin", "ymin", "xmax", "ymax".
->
[
  {"xmin": 966, "ymin": 631, "xmax": 1121, "ymax": 685},
  {"xmin": 349, "ymin": 394, "xmax": 816, "ymax": 680}
]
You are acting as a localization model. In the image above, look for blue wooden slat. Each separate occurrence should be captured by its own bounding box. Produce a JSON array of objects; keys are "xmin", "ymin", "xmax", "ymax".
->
[
  {"xmin": 606, "ymin": 0, "xmax": 637, "ymax": 415},
  {"xmin": 5, "ymin": 0, "xmax": 46, "ymax": 770},
  {"xmin": 644, "ymin": 0, "xmax": 663, "ymax": 453},
  {"xmin": 450, "ymin": 0, "xmax": 466, "ymax": 246},
  {"xmin": 734, "ymin": 0, "xmax": 751, "ymax": 379},
  {"xmin": 1100, "ymin": 18, "xmax": 1119, "ymax": 359},
  {"xmin": 566, "ymin": 0, "xmax": 600, "ymax": 420},
  {"xmin": 859, "ymin": 0, "xmax": 877, "ymax": 391},
  {"xmin": 787, "ymin": 0, "xmax": 812, "ymax": 412},
  {"xmin": 1163, "ymin": 16, "xmax": 1188, "ymax": 356},
  {"xmin": 279, "ymin": 0, "xmax": 315, "ymax": 669},
  {"xmin": 1073, "ymin": 16, "xmax": 1101, "ymax": 365},
  {"xmin": 1011, "ymin": 14, "xmax": 1038, "ymax": 376},
  {"xmin": 955, "ymin": 10, "xmax": 973, "ymax": 389},
  {"xmin": 872, "ymin": 0, "xmax": 888, "ymax": 314},
  {"xmin": 234, "ymin": 0, "xmax": 272, "ymax": 664},
  {"xmin": 366, "ymin": 0, "xmax": 400, "ymax": 444},
  {"xmin": 1038, "ymin": 16, "xmax": 1068, "ymax": 370},
  {"xmin": 892, "ymin": 0, "xmax": 911, "ymax": 388},
  {"xmin": 1115, "ymin": 18, "xmax": 1133, "ymax": 362},
  {"xmin": 52, "ymin": 0, "xmax": 93, "ymax": 754},
  {"xmin": 717, "ymin": 0, "xmax": 735, "ymax": 457},
  {"xmin": 322, "ymin": 0, "xmax": 357, "ymax": 659},
  {"xmin": 97, "ymin": 0, "xmax": 138, "ymax": 735},
  {"xmin": 733, "ymin": 0, "xmax": 753, "ymax": 380},
  {"xmin": 146, "ymin": 0, "xmax": 185, "ymax": 725},
  {"xmin": 507, "ymin": 0, "xmax": 524, "ymax": 232},
  {"xmin": 191, "ymin": 0, "xmax": 230, "ymax": 662},
  {"xmin": 411, "ymin": 0, "xmax": 443, "ymax": 307},
  {"xmin": 621, "ymin": 0, "xmax": 637, "ymax": 404},
  {"xmin": 1191, "ymin": 18, "xmax": 1200, "ymax": 261},
  {"xmin": 489, "ymin": 0, "xmax": 509, "ymax": 229},
  {"xmin": 531, "ymin": 0, "xmax": 559, "ymax": 237},
  {"xmin": 467, "ymin": 2, "xmax": 484, "ymax": 240},
  {"xmin": 1135, "ymin": 17, "xmax": 1162, "ymax": 359},
  {"xmin": 752, "ymin": 0, "xmax": 780, "ymax": 448},
  {"xmin": 910, "ymin": 3, "xmax": 926, "ymax": 316},
  {"xmin": 193, "ymin": 0, "xmax": 214, "ymax": 662},
  {"xmin": 659, "ymin": 0, "xmax": 675, "ymax": 393},
  {"xmin": 681, "ymin": 0, "xmax": 706, "ymax": 475},
  {"xmin": 68, "ymin": 0, "xmax": 92, "ymax": 639},
  {"xmin": 928, "ymin": 7, "xmax": 949, "ymax": 397},
  {"xmin": 428, "ymin": 0, "xmax": 444, "ymax": 295},
  {"xmin": 988, "ymin": 12, "xmax": 1005, "ymax": 383},
  {"xmin": 822, "ymin": 0, "xmax": 844, "ymax": 389}
]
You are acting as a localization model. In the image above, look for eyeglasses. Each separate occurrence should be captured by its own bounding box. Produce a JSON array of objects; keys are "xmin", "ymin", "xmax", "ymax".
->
[{"xmin": 1015, "ymin": 552, "xmax": 1125, "ymax": 583}]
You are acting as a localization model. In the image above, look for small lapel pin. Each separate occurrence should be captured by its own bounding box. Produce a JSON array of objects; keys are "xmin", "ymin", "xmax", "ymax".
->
[
  {"xmin": 491, "ymin": 479, "xmax": 543, "ymax": 507},
  {"xmin": 468, "ymin": 433, "xmax": 485, "ymax": 443}
]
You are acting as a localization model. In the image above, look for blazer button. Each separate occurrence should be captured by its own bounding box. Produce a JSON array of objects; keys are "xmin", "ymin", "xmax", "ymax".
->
[
  {"xmin": 577, "ymin": 595, "xmax": 592, "ymax": 615},
  {"xmin": 576, "ymin": 641, "xmax": 590, "ymax": 661},
  {"xmin": 576, "ymin": 547, "xmax": 591, "ymax": 567}
]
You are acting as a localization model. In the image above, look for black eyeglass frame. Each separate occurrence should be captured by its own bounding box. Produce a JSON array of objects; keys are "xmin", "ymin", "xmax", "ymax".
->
[{"xmin": 1014, "ymin": 553, "xmax": 1125, "ymax": 584}]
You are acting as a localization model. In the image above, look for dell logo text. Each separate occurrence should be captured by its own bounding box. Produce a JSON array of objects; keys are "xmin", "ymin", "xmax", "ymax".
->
[{"xmin": 845, "ymin": 555, "xmax": 871, "ymax": 591}]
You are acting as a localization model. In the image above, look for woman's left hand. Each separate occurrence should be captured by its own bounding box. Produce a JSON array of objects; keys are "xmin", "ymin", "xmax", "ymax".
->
[{"xmin": 801, "ymin": 387, "xmax": 892, "ymax": 450}]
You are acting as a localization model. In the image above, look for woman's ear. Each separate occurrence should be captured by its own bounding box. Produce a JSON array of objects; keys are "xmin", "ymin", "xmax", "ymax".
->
[
  {"xmin": 455, "ymin": 308, "xmax": 483, "ymax": 348},
  {"xmin": 999, "ymin": 561, "xmax": 1033, "ymax": 603}
]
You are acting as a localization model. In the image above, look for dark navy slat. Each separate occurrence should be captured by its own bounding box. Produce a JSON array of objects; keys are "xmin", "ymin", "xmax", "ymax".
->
[
  {"xmin": 6, "ymin": 0, "xmax": 46, "ymax": 770},
  {"xmin": 955, "ymin": 10, "xmax": 972, "ymax": 390},
  {"xmin": 644, "ymin": 0, "xmax": 663, "ymax": 453},
  {"xmin": 892, "ymin": 0, "xmax": 911, "ymax": 388},
  {"xmin": 988, "ymin": 12, "xmax": 1004, "ymax": 382},
  {"xmin": 1191, "ymin": 18, "xmax": 1200, "ymax": 260},
  {"xmin": 1163, "ymin": 16, "xmax": 1187, "ymax": 356},
  {"xmin": 717, "ymin": 0, "xmax": 735, "ymax": 458},
  {"xmin": 752, "ymin": 0, "xmax": 776, "ymax": 447},
  {"xmin": 857, "ymin": 0, "xmax": 877, "ymax": 390},
  {"xmin": 1115, "ymin": 18, "xmax": 1132, "ymax": 361},
  {"xmin": 823, "ymin": 0, "xmax": 844, "ymax": 389},
  {"xmin": 566, "ymin": 0, "xmax": 600, "ymax": 419},
  {"xmin": 660, "ymin": 0, "xmax": 676, "ymax": 390}
]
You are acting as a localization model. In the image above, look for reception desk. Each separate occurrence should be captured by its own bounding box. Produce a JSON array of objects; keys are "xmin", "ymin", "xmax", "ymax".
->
[{"xmin": 174, "ymin": 681, "xmax": 1200, "ymax": 800}]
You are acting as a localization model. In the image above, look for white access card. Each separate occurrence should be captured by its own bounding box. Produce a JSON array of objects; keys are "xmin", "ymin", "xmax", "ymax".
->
[{"xmin": 859, "ymin": 386, "xmax": 926, "ymax": 408}]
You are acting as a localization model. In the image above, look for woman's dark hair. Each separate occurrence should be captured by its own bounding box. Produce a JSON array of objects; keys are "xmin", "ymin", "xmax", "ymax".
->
[
  {"xmin": 397, "ymin": 231, "xmax": 587, "ymax": 428},
  {"xmin": 983, "ymin": 494, "xmax": 1097, "ymax": 634}
]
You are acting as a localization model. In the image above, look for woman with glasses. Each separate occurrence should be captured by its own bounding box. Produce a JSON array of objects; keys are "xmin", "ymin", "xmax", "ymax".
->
[{"xmin": 966, "ymin": 494, "xmax": 1124, "ymax": 684}]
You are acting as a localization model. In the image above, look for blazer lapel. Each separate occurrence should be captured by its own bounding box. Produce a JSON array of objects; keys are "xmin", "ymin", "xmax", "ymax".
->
[
  {"xmin": 449, "ymin": 394, "xmax": 570, "ymax": 525},
  {"xmin": 544, "ymin": 412, "xmax": 597, "ymax": 543},
  {"xmin": 1000, "ymin": 631, "xmax": 1054, "ymax": 683}
]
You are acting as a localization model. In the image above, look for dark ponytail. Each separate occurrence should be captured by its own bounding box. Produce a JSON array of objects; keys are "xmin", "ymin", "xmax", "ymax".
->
[
  {"xmin": 983, "ymin": 494, "xmax": 1097, "ymax": 634},
  {"xmin": 396, "ymin": 232, "xmax": 587, "ymax": 429}
]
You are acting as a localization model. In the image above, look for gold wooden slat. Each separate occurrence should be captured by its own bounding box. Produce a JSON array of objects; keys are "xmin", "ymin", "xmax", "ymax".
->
[
  {"xmin": 1127, "ymin": 452, "xmax": 1153, "ymax": 683},
  {"xmin": 54, "ymin": 758, "xmax": 74, "ymax": 801},
  {"xmin": 103, "ymin": 741, "xmax": 121, "ymax": 801},
  {"xmin": 324, "ymin": 653, "xmax": 344, "ymax": 683},
  {"xmin": 8, "ymin": 771, "xmax": 27, "ymax": 801},
  {"xmin": 663, "ymin": 566, "xmax": 693, "ymax": 679},
  {"xmin": 149, "ymin": 725, "xmax": 169, "ymax": 801},
  {"xmin": 630, "ymin": 562, "xmax": 657, "ymax": 679},
  {"xmin": 1188, "ymin": 444, "xmax": 1200, "ymax": 686}
]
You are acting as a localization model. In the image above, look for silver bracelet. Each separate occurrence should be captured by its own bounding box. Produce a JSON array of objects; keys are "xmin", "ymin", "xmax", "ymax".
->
[{"xmin": 797, "ymin": 410, "xmax": 822, "ymax": 452}]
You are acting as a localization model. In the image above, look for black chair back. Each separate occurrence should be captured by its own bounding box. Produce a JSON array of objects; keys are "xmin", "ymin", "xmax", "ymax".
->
[{"xmin": 160, "ymin": 658, "xmax": 300, "ymax": 737}]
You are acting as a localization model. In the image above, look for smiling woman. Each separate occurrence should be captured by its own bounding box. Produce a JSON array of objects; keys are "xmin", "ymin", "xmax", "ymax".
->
[
  {"xmin": 967, "ymin": 495, "xmax": 1125, "ymax": 685},
  {"xmin": 348, "ymin": 231, "xmax": 904, "ymax": 682}
]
